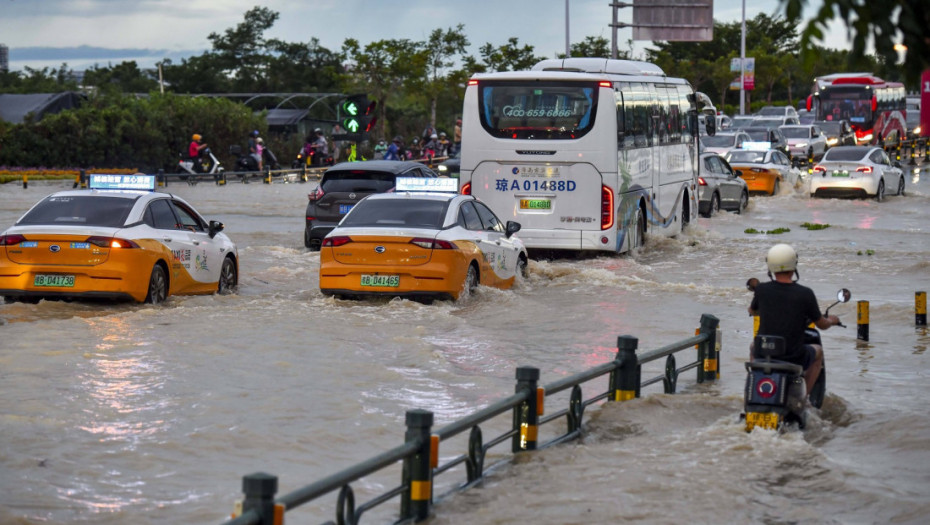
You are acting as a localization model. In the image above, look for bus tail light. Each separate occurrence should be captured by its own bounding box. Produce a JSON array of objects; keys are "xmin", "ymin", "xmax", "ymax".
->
[
  {"xmin": 871, "ymin": 95, "xmax": 877, "ymax": 112},
  {"xmin": 806, "ymin": 95, "xmax": 812, "ymax": 112},
  {"xmin": 461, "ymin": 182, "xmax": 471, "ymax": 195},
  {"xmin": 600, "ymin": 185, "xmax": 614, "ymax": 230}
]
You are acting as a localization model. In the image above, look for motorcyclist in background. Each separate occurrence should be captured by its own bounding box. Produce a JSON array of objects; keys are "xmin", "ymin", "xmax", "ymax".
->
[
  {"xmin": 188, "ymin": 134, "xmax": 208, "ymax": 173},
  {"xmin": 748, "ymin": 244, "xmax": 840, "ymax": 396}
]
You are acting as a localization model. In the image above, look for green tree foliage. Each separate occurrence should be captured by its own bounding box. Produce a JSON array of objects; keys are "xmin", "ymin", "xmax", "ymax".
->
[
  {"xmin": 0, "ymin": 65, "xmax": 79, "ymax": 94},
  {"xmin": 780, "ymin": 0, "xmax": 930, "ymax": 86},
  {"xmin": 474, "ymin": 37, "xmax": 542, "ymax": 73},
  {"xmin": 82, "ymin": 61, "xmax": 158, "ymax": 94},
  {"xmin": 0, "ymin": 93, "xmax": 264, "ymax": 172}
]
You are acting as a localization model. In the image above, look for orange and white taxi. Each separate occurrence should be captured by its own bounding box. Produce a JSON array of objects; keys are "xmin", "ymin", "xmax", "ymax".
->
[
  {"xmin": 0, "ymin": 174, "xmax": 238, "ymax": 303},
  {"xmin": 319, "ymin": 177, "xmax": 528, "ymax": 301},
  {"xmin": 725, "ymin": 143, "xmax": 801, "ymax": 195}
]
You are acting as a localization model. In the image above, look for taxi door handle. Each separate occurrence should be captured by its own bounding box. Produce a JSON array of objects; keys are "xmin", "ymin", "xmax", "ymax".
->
[
  {"xmin": 162, "ymin": 237, "xmax": 173, "ymax": 243},
  {"xmin": 192, "ymin": 240, "xmax": 201, "ymax": 245}
]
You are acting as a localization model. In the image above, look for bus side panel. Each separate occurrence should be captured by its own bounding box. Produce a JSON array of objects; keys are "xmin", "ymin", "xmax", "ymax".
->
[{"xmin": 655, "ymin": 142, "xmax": 696, "ymax": 238}]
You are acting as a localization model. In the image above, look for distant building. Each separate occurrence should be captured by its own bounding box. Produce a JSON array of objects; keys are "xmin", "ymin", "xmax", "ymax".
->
[{"xmin": 0, "ymin": 44, "xmax": 9, "ymax": 73}]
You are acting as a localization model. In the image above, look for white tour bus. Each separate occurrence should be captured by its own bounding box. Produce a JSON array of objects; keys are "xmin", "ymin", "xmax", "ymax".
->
[{"xmin": 459, "ymin": 58, "xmax": 715, "ymax": 253}]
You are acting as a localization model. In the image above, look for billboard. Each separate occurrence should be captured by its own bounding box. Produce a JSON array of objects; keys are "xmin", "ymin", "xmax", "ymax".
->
[
  {"xmin": 631, "ymin": 0, "xmax": 714, "ymax": 42},
  {"xmin": 729, "ymin": 57, "xmax": 755, "ymax": 91},
  {"xmin": 922, "ymin": 69, "xmax": 930, "ymax": 137}
]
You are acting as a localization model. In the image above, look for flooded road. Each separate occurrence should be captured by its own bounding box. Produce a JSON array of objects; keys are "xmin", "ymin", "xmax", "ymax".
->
[{"xmin": 1, "ymin": 163, "xmax": 929, "ymax": 524}]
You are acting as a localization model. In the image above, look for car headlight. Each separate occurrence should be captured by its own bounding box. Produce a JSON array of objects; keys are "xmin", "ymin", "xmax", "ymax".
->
[
  {"xmin": 916, "ymin": 126, "xmax": 922, "ymax": 135},
  {"xmin": 438, "ymin": 165, "xmax": 448, "ymax": 173},
  {"xmin": 826, "ymin": 138, "xmax": 838, "ymax": 146}
]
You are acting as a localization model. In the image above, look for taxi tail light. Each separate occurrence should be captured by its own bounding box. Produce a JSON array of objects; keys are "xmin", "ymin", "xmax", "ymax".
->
[
  {"xmin": 461, "ymin": 182, "xmax": 471, "ymax": 195},
  {"xmin": 600, "ymin": 185, "xmax": 614, "ymax": 230},
  {"xmin": 856, "ymin": 166, "xmax": 873, "ymax": 173},
  {"xmin": 697, "ymin": 177, "xmax": 708, "ymax": 186},
  {"xmin": 0, "ymin": 234, "xmax": 28, "ymax": 246},
  {"xmin": 322, "ymin": 236, "xmax": 352, "ymax": 247},
  {"xmin": 87, "ymin": 236, "xmax": 140, "ymax": 249},
  {"xmin": 308, "ymin": 188, "xmax": 325, "ymax": 202},
  {"xmin": 410, "ymin": 238, "xmax": 456, "ymax": 250}
]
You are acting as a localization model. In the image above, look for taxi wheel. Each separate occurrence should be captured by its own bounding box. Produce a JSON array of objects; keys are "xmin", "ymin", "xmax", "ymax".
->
[
  {"xmin": 218, "ymin": 257, "xmax": 238, "ymax": 295},
  {"xmin": 517, "ymin": 256, "xmax": 529, "ymax": 279},
  {"xmin": 145, "ymin": 265, "xmax": 168, "ymax": 304},
  {"xmin": 459, "ymin": 264, "xmax": 479, "ymax": 300},
  {"xmin": 772, "ymin": 179, "xmax": 780, "ymax": 196}
]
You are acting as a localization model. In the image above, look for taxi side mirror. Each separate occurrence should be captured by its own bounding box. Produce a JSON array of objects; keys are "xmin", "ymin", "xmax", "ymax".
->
[
  {"xmin": 208, "ymin": 220, "xmax": 225, "ymax": 238},
  {"xmin": 505, "ymin": 220, "xmax": 521, "ymax": 239}
]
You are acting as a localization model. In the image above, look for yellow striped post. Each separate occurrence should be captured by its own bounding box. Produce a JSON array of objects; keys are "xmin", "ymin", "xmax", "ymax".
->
[
  {"xmin": 401, "ymin": 409, "xmax": 433, "ymax": 522},
  {"xmin": 857, "ymin": 300, "xmax": 870, "ymax": 341},
  {"xmin": 513, "ymin": 366, "xmax": 540, "ymax": 451},
  {"xmin": 916, "ymin": 291, "xmax": 927, "ymax": 327},
  {"xmin": 611, "ymin": 335, "xmax": 640, "ymax": 401}
]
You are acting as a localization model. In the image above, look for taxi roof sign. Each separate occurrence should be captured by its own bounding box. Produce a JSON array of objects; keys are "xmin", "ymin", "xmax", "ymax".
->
[
  {"xmin": 741, "ymin": 141, "xmax": 771, "ymax": 151},
  {"xmin": 89, "ymin": 173, "xmax": 156, "ymax": 191},
  {"xmin": 395, "ymin": 177, "xmax": 458, "ymax": 193}
]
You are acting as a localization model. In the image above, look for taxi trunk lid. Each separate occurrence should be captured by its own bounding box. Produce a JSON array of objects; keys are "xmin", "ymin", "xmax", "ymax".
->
[
  {"xmin": 4, "ymin": 230, "xmax": 115, "ymax": 266},
  {"xmin": 331, "ymin": 234, "xmax": 435, "ymax": 266}
]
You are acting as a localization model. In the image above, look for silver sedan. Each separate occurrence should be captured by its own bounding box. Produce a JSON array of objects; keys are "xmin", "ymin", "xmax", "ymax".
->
[
  {"xmin": 698, "ymin": 152, "xmax": 750, "ymax": 216},
  {"xmin": 810, "ymin": 146, "xmax": 905, "ymax": 201}
]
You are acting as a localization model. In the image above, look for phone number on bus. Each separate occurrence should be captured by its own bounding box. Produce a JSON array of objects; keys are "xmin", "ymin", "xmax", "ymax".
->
[{"xmin": 495, "ymin": 179, "xmax": 577, "ymax": 192}]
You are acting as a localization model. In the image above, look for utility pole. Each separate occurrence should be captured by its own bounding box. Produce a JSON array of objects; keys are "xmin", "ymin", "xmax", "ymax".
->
[
  {"xmin": 565, "ymin": 0, "xmax": 571, "ymax": 57},
  {"xmin": 740, "ymin": 0, "xmax": 746, "ymax": 115}
]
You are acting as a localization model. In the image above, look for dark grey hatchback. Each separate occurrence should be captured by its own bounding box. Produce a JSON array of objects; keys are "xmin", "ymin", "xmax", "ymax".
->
[{"xmin": 304, "ymin": 160, "xmax": 439, "ymax": 250}]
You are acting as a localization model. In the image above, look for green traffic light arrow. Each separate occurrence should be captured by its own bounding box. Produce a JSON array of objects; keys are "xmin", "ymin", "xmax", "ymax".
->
[
  {"xmin": 345, "ymin": 118, "xmax": 360, "ymax": 132},
  {"xmin": 344, "ymin": 101, "xmax": 359, "ymax": 116}
]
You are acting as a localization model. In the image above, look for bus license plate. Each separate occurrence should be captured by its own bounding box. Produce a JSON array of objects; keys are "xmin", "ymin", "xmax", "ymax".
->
[
  {"xmin": 34, "ymin": 274, "xmax": 75, "ymax": 287},
  {"xmin": 361, "ymin": 274, "xmax": 399, "ymax": 287},
  {"xmin": 339, "ymin": 204, "xmax": 354, "ymax": 214},
  {"xmin": 520, "ymin": 199, "xmax": 551, "ymax": 210},
  {"xmin": 745, "ymin": 411, "xmax": 779, "ymax": 431}
]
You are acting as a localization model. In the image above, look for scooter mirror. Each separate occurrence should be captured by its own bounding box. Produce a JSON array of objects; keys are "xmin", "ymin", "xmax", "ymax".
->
[{"xmin": 837, "ymin": 288, "xmax": 851, "ymax": 303}]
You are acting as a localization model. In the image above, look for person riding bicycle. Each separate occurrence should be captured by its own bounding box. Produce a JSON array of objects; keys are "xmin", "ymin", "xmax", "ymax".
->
[
  {"xmin": 188, "ymin": 134, "xmax": 208, "ymax": 173},
  {"xmin": 748, "ymin": 244, "xmax": 840, "ymax": 396}
]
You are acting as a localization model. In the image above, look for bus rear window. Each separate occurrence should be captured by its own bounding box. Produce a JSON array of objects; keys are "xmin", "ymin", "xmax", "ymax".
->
[{"xmin": 478, "ymin": 81, "xmax": 598, "ymax": 140}]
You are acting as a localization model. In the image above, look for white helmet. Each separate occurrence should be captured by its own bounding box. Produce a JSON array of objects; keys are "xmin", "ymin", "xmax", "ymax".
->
[{"xmin": 766, "ymin": 243, "xmax": 798, "ymax": 274}]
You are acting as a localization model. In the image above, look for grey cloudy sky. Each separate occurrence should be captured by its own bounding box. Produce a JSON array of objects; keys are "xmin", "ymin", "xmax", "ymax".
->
[{"xmin": 1, "ymin": 0, "xmax": 852, "ymax": 71}]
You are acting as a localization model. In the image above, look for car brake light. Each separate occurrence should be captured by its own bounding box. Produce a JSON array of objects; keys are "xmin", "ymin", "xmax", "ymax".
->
[
  {"xmin": 308, "ymin": 188, "xmax": 325, "ymax": 201},
  {"xmin": 0, "ymin": 234, "xmax": 27, "ymax": 246},
  {"xmin": 856, "ymin": 166, "xmax": 873, "ymax": 173},
  {"xmin": 461, "ymin": 182, "xmax": 471, "ymax": 195},
  {"xmin": 601, "ymin": 185, "xmax": 614, "ymax": 230},
  {"xmin": 812, "ymin": 165, "xmax": 826, "ymax": 174},
  {"xmin": 697, "ymin": 177, "xmax": 708, "ymax": 186},
  {"xmin": 410, "ymin": 238, "xmax": 456, "ymax": 249},
  {"xmin": 87, "ymin": 236, "xmax": 140, "ymax": 249},
  {"xmin": 322, "ymin": 236, "xmax": 352, "ymax": 247}
]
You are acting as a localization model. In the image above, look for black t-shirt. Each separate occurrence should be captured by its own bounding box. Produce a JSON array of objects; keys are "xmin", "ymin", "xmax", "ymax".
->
[{"xmin": 751, "ymin": 281, "xmax": 823, "ymax": 363}]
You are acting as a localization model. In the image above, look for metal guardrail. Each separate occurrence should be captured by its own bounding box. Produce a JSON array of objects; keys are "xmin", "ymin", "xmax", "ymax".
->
[{"xmin": 221, "ymin": 314, "xmax": 721, "ymax": 525}]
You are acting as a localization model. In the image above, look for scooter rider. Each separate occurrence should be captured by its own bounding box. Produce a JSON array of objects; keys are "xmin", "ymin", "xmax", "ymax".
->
[
  {"xmin": 189, "ymin": 134, "xmax": 208, "ymax": 173},
  {"xmin": 748, "ymin": 244, "xmax": 840, "ymax": 396}
]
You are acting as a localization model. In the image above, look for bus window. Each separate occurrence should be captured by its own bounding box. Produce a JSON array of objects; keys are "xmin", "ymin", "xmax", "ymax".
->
[
  {"xmin": 615, "ymin": 89, "xmax": 626, "ymax": 150},
  {"xmin": 677, "ymin": 84, "xmax": 693, "ymax": 143},
  {"xmin": 477, "ymin": 80, "xmax": 598, "ymax": 140}
]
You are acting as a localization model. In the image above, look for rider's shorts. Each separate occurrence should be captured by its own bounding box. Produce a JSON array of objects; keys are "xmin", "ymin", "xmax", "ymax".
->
[{"xmin": 797, "ymin": 344, "xmax": 817, "ymax": 370}]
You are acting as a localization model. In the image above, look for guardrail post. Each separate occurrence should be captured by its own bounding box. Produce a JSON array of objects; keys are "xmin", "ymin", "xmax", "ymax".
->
[
  {"xmin": 22, "ymin": 172, "xmax": 27, "ymax": 189},
  {"xmin": 698, "ymin": 314, "xmax": 720, "ymax": 383},
  {"xmin": 857, "ymin": 300, "xmax": 870, "ymax": 341},
  {"xmin": 512, "ymin": 366, "xmax": 540, "ymax": 452},
  {"xmin": 264, "ymin": 166, "xmax": 272, "ymax": 184},
  {"xmin": 916, "ymin": 291, "xmax": 926, "ymax": 327},
  {"xmin": 301, "ymin": 165, "xmax": 308, "ymax": 183},
  {"xmin": 611, "ymin": 335, "xmax": 640, "ymax": 401},
  {"xmin": 157, "ymin": 169, "xmax": 165, "ymax": 187},
  {"xmin": 241, "ymin": 472, "xmax": 278, "ymax": 525},
  {"xmin": 80, "ymin": 169, "xmax": 87, "ymax": 189},
  {"xmin": 401, "ymin": 409, "xmax": 433, "ymax": 522}
]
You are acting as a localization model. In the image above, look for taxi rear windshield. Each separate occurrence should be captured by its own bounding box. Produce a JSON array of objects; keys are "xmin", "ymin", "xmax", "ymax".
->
[
  {"xmin": 17, "ymin": 196, "xmax": 135, "ymax": 227},
  {"xmin": 341, "ymin": 199, "xmax": 448, "ymax": 229},
  {"xmin": 478, "ymin": 80, "xmax": 598, "ymax": 139}
]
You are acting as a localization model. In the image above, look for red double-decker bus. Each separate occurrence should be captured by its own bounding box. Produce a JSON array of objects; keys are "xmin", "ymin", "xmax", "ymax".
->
[{"xmin": 807, "ymin": 75, "xmax": 906, "ymax": 146}]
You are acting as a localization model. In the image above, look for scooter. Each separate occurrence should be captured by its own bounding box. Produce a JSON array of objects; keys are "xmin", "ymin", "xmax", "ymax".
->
[
  {"xmin": 179, "ymin": 147, "xmax": 224, "ymax": 179},
  {"xmin": 291, "ymin": 147, "xmax": 333, "ymax": 169},
  {"xmin": 742, "ymin": 285, "xmax": 850, "ymax": 432}
]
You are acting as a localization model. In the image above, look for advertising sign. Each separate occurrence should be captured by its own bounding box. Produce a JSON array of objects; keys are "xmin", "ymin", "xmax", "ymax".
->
[
  {"xmin": 729, "ymin": 57, "xmax": 755, "ymax": 91},
  {"xmin": 922, "ymin": 69, "xmax": 930, "ymax": 137}
]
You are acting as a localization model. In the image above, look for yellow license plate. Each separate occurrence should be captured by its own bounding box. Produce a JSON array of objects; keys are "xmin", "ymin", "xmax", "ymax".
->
[
  {"xmin": 520, "ymin": 199, "xmax": 551, "ymax": 210},
  {"xmin": 745, "ymin": 411, "xmax": 779, "ymax": 431}
]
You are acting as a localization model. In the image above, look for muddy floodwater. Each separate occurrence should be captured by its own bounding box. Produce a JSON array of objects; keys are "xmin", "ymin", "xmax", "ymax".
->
[{"xmin": 1, "ymin": 165, "xmax": 929, "ymax": 524}]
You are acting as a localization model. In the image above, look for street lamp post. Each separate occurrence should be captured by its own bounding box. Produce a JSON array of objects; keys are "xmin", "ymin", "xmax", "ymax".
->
[{"xmin": 740, "ymin": 0, "xmax": 746, "ymax": 115}]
